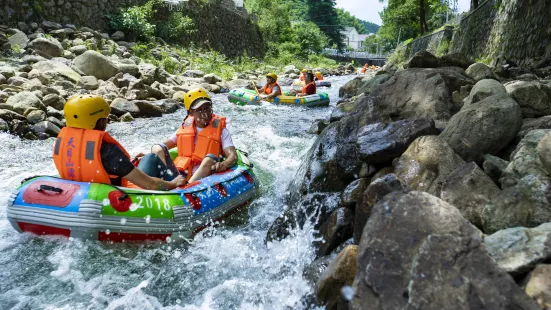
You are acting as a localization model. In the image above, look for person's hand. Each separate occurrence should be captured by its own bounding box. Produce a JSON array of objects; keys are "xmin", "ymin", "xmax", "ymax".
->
[
  {"xmin": 170, "ymin": 175, "xmax": 187, "ymax": 188},
  {"xmin": 259, "ymin": 94, "xmax": 267, "ymax": 99},
  {"xmin": 211, "ymin": 162, "xmax": 228, "ymax": 173},
  {"xmin": 135, "ymin": 152, "xmax": 145, "ymax": 158}
]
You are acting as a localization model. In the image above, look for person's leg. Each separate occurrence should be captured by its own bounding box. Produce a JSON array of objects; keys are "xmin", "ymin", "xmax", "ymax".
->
[
  {"xmin": 137, "ymin": 153, "xmax": 176, "ymax": 181},
  {"xmin": 150, "ymin": 144, "xmax": 180, "ymax": 179},
  {"xmin": 188, "ymin": 156, "xmax": 217, "ymax": 182}
]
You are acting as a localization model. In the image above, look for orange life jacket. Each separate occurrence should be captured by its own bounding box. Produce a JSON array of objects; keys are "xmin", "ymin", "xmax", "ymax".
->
[
  {"xmin": 361, "ymin": 67, "xmax": 367, "ymax": 74},
  {"xmin": 173, "ymin": 114, "xmax": 226, "ymax": 179},
  {"xmin": 261, "ymin": 82, "xmax": 281, "ymax": 95},
  {"xmin": 302, "ymin": 81, "xmax": 316, "ymax": 95},
  {"xmin": 53, "ymin": 127, "xmax": 130, "ymax": 185},
  {"xmin": 316, "ymin": 75, "xmax": 324, "ymax": 81},
  {"xmin": 299, "ymin": 72, "xmax": 305, "ymax": 81}
]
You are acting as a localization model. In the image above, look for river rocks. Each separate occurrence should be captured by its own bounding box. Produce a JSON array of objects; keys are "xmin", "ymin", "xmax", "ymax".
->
[
  {"xmin": 405, "ymin": 50, "xmax": 442, "ymax": 69},
  {"xmin": 483, "ymin": 154, "xmax": 509, "ymax": 184},
  {"xmin": 465, "ymin": 62, "xmax": 499, "ymax": 82},
  {"xmin": 184, "ymin": 70, "xmax": 205, "ymax": 78},
  {"xmin": 110, "ymin": 98, "xmax": 140, "ymax": 117},
  {"xmin": 32, "ymin": 60, "xmax": 80, "ymax": 83},
  {"xmin": 133, "ymin": 100, "xmax": 163, "ymax": 117},
  {"xmin": 78, "ymin": 75, "xmax": 99, "ymax": 90},
  {"xmin": 111, "ymin": 31, "xmax": 125, "ymax": 41},
  {"xmin": 340, "ymin": 178, "xmax": 369, "ymax": 208},
  {"xmin": 440, "ymin": 94, "xmax": 523, "ymax": 162},
  {"xmin": 308, "ymin": 119, "xmax": 329, "ymax": 135},
  {"xmin": 351, "ymin": 191, "xmax": 536, "ymax": 309},
  {"xmin": 316, "ymin": 208, "xmax": 354, "ymax": 256},
  {"xmin": 203, "ymin": 73, "xmax": 222, "ymax": 84},
  {"xmin": 26, "ymin": 110, "xmax": 46, "ymax": 124},
  {"xmin": 501, "ymin": 130, "xmax": 550, "ymax": 187},
  {"xmin": 315, "ymin": 245, "xmax": 357, "ymax": 310},
  {"xmin": 120, "ymin": 112, "xmax": 134, "ymax": 122},
  {"xmin": 8, "ymin": 29, "xmax": 29, "ymax": 49},
  {"xmin": 463, "ymin": 78, "xmax": 508, "ymax": 107},
  {"xmin": 505, "ymin": 80, "xmax": 551, "ymax": 118},
  {"xmin": 31, "ymin": 120, "xmax": 61, "ymax": 138},
  {"xmin": 519, "ymin": 116, "xmax": 551, "ymax": 138},
  {"xmin": 42, "ymin": 94, "xmax": 65, "ymax": 110},
  {"xmin": 440, "ymin": 162, "xmax": 500, "ymax": 229},
  {"xmin": 354, "ymin": 174, "xmax": 404, "ymax": 243},
  {"xmin": 539, "ymin": 131, "xmax": 551, "ymax": 175},
  {"xmin": 357, "ymin": 118, "xmax": 439, "ymax": 165},
  {"xmin": 139, "ymin": 64, "xmax": 162, "ymax": 85},
  {"xmin": 0, "ymin": 66, "xmax": 16, "ymax": 79},
  {"xmin": 46, "ymin": 106, "xmax": 63, "ymax": 119},
  {"xmin": 4, "ymin": 92, "xmax": 46, "ymax": 114},
  {"xmin": 145, "ymin": 99, "xmax": 181, "ymax": 114},
  {"xmin": 0, "ymin": 74, "xmax": 6, "ymax": 85},
  {"xmin": 357, "ymin": 68, "xmax": 473, "ymax": 122},
  {"xmin": 485, "ymin": 223, "xmax": 551, "ymax": 276},
  {"xmin": 69, "ymin": 45, "xmax": 87, "ymax": 55},
  {"xmin": 41, "ymin": 21, "xmax": 62, "ymax": 32},
  {"xmin": 523, "ymin": 264, "xmax": 551, "ymax": 308},
  {"xmin": 226, "ymin": 78, "xmax": 249, "ymax": 90},
  {"xmin": 73, "ymin": 50, "xmax": 120, "ymax": 80},
  {"xmin": 482, "ymin": 175, "xmax": 551, "ymax": 234},
  {"xmin": 0, "ymin": 119, "xmax": 8, "ymax": 132},
  {"xmin": 0, "ymin": 109, "xmax": 26, "ymax": 122},
  {"xmin": 394, "ymin": 136, "xmax": 466, "ymax": 196},
  {"xmin": 338, "ymin": 73, "xmax": 391, "ymax": 97},
  {"xmin": 28, "ymin": 37, "xmax": 63, "ymax": 58}
]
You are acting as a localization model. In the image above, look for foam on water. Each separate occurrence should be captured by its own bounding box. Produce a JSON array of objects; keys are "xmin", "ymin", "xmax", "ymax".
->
[{"xmin": 0, "ymin": 76, "xmax": 352, "ymax": 309}]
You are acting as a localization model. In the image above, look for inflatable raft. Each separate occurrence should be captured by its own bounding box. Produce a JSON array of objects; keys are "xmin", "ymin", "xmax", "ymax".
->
[
  {"xmin": 227, "ymin": 88, "xmax": 330, "ymax": 107},
  {"xmin": 292, "ymin": 79, "xmax": 332, "ymax": 90},
  {"xmin": 7, "ymin": 150, "xmax": 258, "ymax": 242}
]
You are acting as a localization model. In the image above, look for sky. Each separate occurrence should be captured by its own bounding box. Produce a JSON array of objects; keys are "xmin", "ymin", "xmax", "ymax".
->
[{"xmin": 335, "ymin": 0, "xmax": 471, "ymax": 25}]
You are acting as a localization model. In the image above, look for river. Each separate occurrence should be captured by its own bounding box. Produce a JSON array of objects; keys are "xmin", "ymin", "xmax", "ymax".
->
[{"xmin": 0, "ymin": 75, "xmax": 352, "ymax": 309}]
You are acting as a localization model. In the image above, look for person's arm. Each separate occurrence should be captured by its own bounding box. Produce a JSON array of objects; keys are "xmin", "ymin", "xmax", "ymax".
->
[
  {"xmin": 213, "ymin": 146, "xmax": 237, "ymax": 172},
  {"xmin": 265, "ymin": 86, "xmax": 281, "ymax": 99},
  {"xmin": 124, "ymin": 168, "xmax": 185, "ymax": 190}
]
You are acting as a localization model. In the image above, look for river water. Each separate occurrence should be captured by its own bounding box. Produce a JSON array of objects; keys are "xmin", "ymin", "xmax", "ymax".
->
[{"xmin": 0, "ymin": 76, "xmax": 352, "ymax": 310}]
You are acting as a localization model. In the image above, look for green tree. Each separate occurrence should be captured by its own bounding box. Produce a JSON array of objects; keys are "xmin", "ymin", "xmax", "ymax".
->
[
  {"xmin": 336, "ymin": 8, "xmax": 367, "ymax": 33},
  {"xmin": 305, "ymin": 0, "xmax": 345, "ymax": 51}
]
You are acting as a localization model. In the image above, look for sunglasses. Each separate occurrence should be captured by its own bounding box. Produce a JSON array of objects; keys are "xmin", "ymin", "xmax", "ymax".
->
[{"xmin": 190, "ymin": 105, "xmax": 212, "ymax": 114}]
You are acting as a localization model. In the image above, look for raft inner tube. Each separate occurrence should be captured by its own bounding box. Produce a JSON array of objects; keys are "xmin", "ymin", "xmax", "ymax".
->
[
  {"xmin": 227, "ymin": 88, "xmax": 330, "ymax": 107},
  {"xmin": 7, "ymin": 150, "xmax": 258, "ymax": 242}
]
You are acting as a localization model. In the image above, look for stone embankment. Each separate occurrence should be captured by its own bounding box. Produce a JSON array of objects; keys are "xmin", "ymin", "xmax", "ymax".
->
[{"xmin": 269, "ymin": 50, "xmax": 551, "ymax": 309}]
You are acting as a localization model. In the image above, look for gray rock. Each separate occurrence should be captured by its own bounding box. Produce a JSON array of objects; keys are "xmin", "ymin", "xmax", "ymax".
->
[
  {"xmin": 8, "ymin": 29, "xmax": 29, "ymax": 49},
  {"xmin": 26, "ymin": 109, "xmax": 46, "ymax": 124},
  {"xmin": 354, "ymin": 174, "xmax": 404, "ymax": 243},
  {"xmin": 357, "ymin": 118, "xmax": 439, "ymax": 165},
  {"xmin": 53, "ymin": 80, "xmax": 74, "ymax": 90},
  {"xmin": 351, "ymin": 191, "xmax": 537, "ymax": 310},
  {"xmin": 441, "ymin": 94, "xmax": 522, "ymax": 162},
  {"xmin": 522, "ymin": 264, "xmax": 551, "ymax": 308},
  {"xmin": 17, "ymin": 22, "xmax": 28, "ymax": 33},
  {"xmin": 485, "ymin": 222, "xmax": 551, "ymax": 276},
  {"xmin": 340, "ymin": 178, "xmax": 369, "ymax": 208},
  {"xmin": 41, "ymin": 21, "xmax": 62, "ymax": 31},
  {"xmin": 394, "ymin": 136, "xmax": 466, "ymax": 196},
  {"xmin": 440, "ymin": 162, "xmax": 500, "ymax": 229},
  {"xmin": 0, "ymin": 109, "xmax": 26, "ymax": 122},
  {"xmin": 42, "ymin": 94, "xmax": 65, "ymax": 110},
  {"xmin": 505, "ymin": 80, "xmax": 551, "ymax": 118},
  {"xmin": 183, "ymin": 70, "xmax": 205, "ymax": 78},
  {"xmin": 519, "ymin": 116, "xmax": 551, "ymax": 138},
  {"xmin": 0, "ymin": 119, "xmax": 8, "ymax": 132},
  {"xmin": 0, "ymin": 74, "xmax": 6, "ymax": 85},
  {"xmin": 138, "ymin": 64, "xmax": 159, "ymax": 85},
  {"xmin": 7, "ymin": 76, "xmax": 29, "ymax": 86},
  {"xmin": 32, "ymin": 60, "xmax": 81, "ymax": 83},
  {"xmin": 109, "ymin": 98, "xmax": 140, "ymax": 117},
  {"xmin": 46, "ymin": 116, "xmax": 64, "ymax": 129},
  {"xmin": 120, "ymin": 112, "xmax": 134, "ymax": 122},
  {"xmin": 145, "ymin": 99, "xmax": 181, "ymax": 114},
  {"xmin": 316, "ymin": 208, "xmax": 354, "ymax": 256},
  {"xmin": 203, "ymin": 73, "xmax": 222, "ymax": 84},
  {"xmin": 133, "ymin": 100, "xmax": 163, "ymax": 117},
  {"xmin": 78, "ymin": 76, "xmax": 99, "ymax": 90},
  {"xmin": 46, "ymin": 106, "xmax": 63, "ymax": 119},
  {"xmin": 0, "ymin": 66, "xmax": 15, "ymax": 79},
  {"xmin": 539, "ymin": 131, "xmax": 551, "ymax": 175},
  {"xmin": 315, "ymin": 245, "xmax": 357, "ymax": 310},
  {"xmin": 73, "ymin": 51, "xmax": 120, "ymax": 80},
  {"xmin": 465, "ymin": 62, "xmax": 499, "ymax": 82},
  {"xmin": 4, "ymin": 92, "xmax": 46, "ymax": 114},
  {"xmin": 31, "ymin": 120, "xmax": 60, "ymax": 137},
  {"xmin": 226, "ymin": 78, "xmax": 250, "ymax": 90},
  {"xmin": 28, "ymin": 37, "xmax": 63, "ymax": 58},
  {"xmin": 117, "ymin": 63, "xmax": 139, "ymax": 77},
  {"xmin": 482, "ymin": 154, "xmax": 509, "ymax": 184},
  {"xmin": 68, "ymin": 45, "xmax": 87, "ymax": 55},
  {"xmin": 463, "ymin": 78, "xmax": 508, "ymax": 107},
  {"xmin": 339, "ymin": 73, "xmax": 392, "ymax": 98},
  {"xmin": 482, "ymin": 175, "xmax": 551, "ymax": 234},
  {"xmin": 111, "ymin": 31, "xmax": 125, "ymax": 41}
]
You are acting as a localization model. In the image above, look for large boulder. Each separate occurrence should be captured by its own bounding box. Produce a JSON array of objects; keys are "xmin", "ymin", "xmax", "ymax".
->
[
  {"xmin": 405, "ymin": 50, "xmax": 442, "ymax": 69},
  {"xmin": 351, "ymin": 191, "xmax": 537, "ymax": 310},
  {"xmin": 315, "ymin": 245, "xmax": 357, "ymax": 310},
  {"xmin": 183, "ymin": 70, "xmax": 205, "ymax": 78},
  {"xmin": 463, "ymin": 78, "xmax": 508, "ymax": 107},
  {"xmin": 315, "ymin": 208, "xmax": 354, "ymax": 256},
  {"xmin": 42, "ymin": 94, "xmax": 65, "ymax": 110},
  {"xmin": 73, "ymin": 51, "xmax": 120, "ymax": 80},
  {"xmin": 485, "ymin": 223, "xmax": 551, "ymax": 276},
  {"xmin": 110, "ymin": 98, "xmax": 140, "ymax": 117},
  {"xmin": 505, "ymin": 80, "xmax": 551, "ymax": 118},
  {"xmin": 356, "ymin": 68, "xmax": 473, "ymax": 122},
  {"xmin": 465, "ymin": 62, "xmax": 499, "ymax": 82},
  {"xmin": 32, "ymin": 60, "xmax": 81, "ymax": 83},
  {"xmin": 440, "ymin": 162, "xmax": 501, "ymax": 229},
  {"xmin": 28, "ymin": 37, "xmax": 63, "ymax": 58},
  {"xmin": 501, "ymin": 129, "xmax": 550, "ymax": 187},
  {"xmin": 338, "ymin": 73, "xmax": 392, "ymax": 97},
  {"xmin": 440, "ymin": 94, "xmax": 523, "ymax": 162},
  {"xmin": 519, "ymin": 116, "xmax": 551, "ymax": 138},
  {"xmin": 77, "ymin": 76, "xmax": 99, "ymax": 90},
  {"xmin": 482, "ymin": 175, "xmax": 551, "ymax": 234},
  {"xmin": 31, "ymin": 120, "xmax": 61, "ymax": 138},
  {"xmin": 523, "ymin": 264, "xmax": 551, "ymax": 308},
  {"xmin": 7, "ymin": 29, "xmax": 28, "ymax": 49},
  {"xmin": 394, "ymin": 136, "xmax": 466, "ymax": 196},
  {"xmin": 357, "ymin": 118, "xmax": 439, "ymax": 165},
  {"xmin": 3, "ymin": 92, "xmax": 46, "ymax": 114},
  {"xmin": 133, "ymin": 100, "xmax": 163, "ymax": 117},
  {"xmin": 539, "ymin": 131, "xmax": 551, "ymax": 175}
]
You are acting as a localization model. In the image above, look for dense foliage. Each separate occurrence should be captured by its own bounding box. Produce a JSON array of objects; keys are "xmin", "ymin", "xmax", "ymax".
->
[{"xmin": 336, "ymin": 8, "xmax": 380, "ymax": 34}]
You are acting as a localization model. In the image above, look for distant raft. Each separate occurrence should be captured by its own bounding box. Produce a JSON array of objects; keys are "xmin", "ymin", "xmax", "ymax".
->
[
  {"xmin": 292, "ymin": 79, "xmax": 332, "ymax": 90},
  {"xmin": 227, "ymin": 88, "xmax": 330, "ymax": 107},
  {"xmin": 7, "ymin": 150, "xmax": 258, "ymax": 242}
]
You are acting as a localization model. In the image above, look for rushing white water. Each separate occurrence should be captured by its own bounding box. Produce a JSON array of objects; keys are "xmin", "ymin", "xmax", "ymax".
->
[{"xmin": 0, "ymin": 76, "xmax": 352, "ymax": 309}]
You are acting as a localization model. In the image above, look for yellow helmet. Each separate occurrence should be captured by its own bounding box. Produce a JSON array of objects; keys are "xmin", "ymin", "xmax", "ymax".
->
[
  {"xmin": 64, "ymin": 95, "xmax": 110, "ymax": 129},
  {"xmin": 301, "ymin": 68, "xmax": 309, "ymax": 73},
  {"xmin": 266, "ymin": 73, "xmax": 277, "ymax": 81},
  {"xmin": 315, "ymin": 71, "xmax": 322, "ymax": 76},
  {"xmin": 184, "ymin": 87, "xmax": 211, "ymax": 111}
]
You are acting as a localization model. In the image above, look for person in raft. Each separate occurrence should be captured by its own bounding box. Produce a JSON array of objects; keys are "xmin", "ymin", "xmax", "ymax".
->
[
  {"xmin": 53, "ymin": 95, "xmax": 186, "ymax": 190},
  {"xmin": 289, "ymin": 71, "xmax": 316, "ymax": 97},
  {"xmin": 299, "ymin": 68, "xmax": 309, "ymax": 81},
  {"xmin": 259, "ymin": 73, "xmax": 281, "ymax": 100},
  {"xmin": 314, "ymin": 71, "xmax": 324, "ymax": 81},
  {"xmin": 137, "ymin": 87, "xmax": 237, "ymax": 185}
]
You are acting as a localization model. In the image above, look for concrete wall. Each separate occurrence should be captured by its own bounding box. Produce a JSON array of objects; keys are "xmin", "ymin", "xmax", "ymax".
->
[{"xmin": 408, "ymin": 25, "xmax": 454, "ymax": 58}]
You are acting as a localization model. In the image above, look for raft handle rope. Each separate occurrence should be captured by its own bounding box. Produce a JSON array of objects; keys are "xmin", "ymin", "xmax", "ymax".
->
[{"xmin": 37, "ymin": 184, "xmax": 63, "ymax": 193}]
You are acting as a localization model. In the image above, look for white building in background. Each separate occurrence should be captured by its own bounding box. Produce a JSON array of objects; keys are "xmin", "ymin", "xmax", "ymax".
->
[{"xmin": 341, "ymin": 27, "xmax": 373, "ymax": 50}]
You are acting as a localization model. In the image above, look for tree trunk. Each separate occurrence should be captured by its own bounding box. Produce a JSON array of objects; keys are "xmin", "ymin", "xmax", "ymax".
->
[
  {"xmin": 472, "ymin": 0, "xmax": 479, "ymax": 10},
  {"xmin": 419, "ymin": 0, "xmax": 426, "ymax": 35}
]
